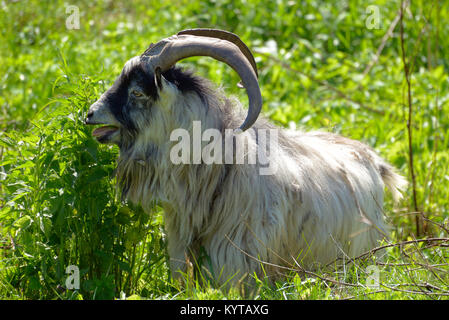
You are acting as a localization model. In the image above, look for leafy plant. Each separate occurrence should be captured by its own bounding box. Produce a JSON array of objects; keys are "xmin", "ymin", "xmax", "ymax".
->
[{"xmin": 0, "ymin": 71, "xmax": 168, "ymax": 299}]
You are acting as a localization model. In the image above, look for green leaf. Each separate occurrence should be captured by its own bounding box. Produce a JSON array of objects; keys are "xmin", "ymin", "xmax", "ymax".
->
[{"xmin": 14, "ymin": 215, "xmax": 33, "ymax": 230}]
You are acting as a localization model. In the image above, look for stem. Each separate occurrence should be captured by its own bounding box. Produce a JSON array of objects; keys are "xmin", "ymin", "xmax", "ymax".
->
[{"xmin": 400, "ymin": 0, "xmax": 420, "ymax": 236}]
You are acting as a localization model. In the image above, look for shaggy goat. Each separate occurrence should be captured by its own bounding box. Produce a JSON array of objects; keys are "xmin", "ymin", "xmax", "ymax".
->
[{"xmin": 85, "ymin": 29, "xmax": 406, "ymax": 284}]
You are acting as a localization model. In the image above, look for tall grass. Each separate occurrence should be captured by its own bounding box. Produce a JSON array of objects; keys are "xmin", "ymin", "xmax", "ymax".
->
[{"xmin": 0, "ymin": 0, "xmax": 448, "ymax": 299}]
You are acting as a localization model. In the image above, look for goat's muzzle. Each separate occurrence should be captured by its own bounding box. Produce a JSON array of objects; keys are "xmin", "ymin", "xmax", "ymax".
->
[{"xmin": 85, "ymin": 100, "xmax": 121, "ymax": 143}]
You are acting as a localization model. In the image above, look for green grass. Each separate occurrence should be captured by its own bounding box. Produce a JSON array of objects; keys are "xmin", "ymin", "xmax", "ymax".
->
[{"xmin": 0, "ymin": 0, "xmax": 448, "ymax": 300}]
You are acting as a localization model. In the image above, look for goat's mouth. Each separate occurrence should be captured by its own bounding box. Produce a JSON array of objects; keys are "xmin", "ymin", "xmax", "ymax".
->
[{"xmin": 91, "ymin": 125, "xmax": 119, "ymax": 142}]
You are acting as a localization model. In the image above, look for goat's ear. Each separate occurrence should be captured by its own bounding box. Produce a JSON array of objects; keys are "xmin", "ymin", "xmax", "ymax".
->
[
  {"xmin": 153, "ymin": 67, "xmax": 176, "ymax": 107},
  {"xmin": 154, "ymin": 67, "xmax": 163, "ymax": 90}
]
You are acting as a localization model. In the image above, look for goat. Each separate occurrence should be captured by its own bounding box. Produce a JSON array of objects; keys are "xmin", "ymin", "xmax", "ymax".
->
[{"xmin": 85, "ymin": 29, "xmax": 406, "ymax": 285}]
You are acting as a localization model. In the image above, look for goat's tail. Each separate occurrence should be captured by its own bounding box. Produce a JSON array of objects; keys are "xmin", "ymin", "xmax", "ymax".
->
[{"xmin": 378, "ymin": 162, "xmax": 408, "ymax": 202}]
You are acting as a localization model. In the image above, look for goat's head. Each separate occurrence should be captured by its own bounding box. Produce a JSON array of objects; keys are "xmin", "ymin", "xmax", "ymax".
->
[{"xmin": 85, "ymin": 29, "xmax": 262, "ymax": 149}]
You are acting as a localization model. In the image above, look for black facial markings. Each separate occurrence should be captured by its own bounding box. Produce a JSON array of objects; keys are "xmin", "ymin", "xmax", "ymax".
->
[
  {"xmin": 104, "ymin": 60, "xmax": 209, "ymax": 139},
  {"xmin": 104, "ymin": 69, "xmax": 137, "ymax": 133},
  {"xmin": 161, "ymin": 67, "xmax": 209, "ymax": 104}
]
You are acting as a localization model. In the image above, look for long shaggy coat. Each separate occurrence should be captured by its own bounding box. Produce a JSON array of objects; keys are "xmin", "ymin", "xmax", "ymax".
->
[{"xmin": 88, "ymin": 57, "xmax": 406, "ymax": 284}]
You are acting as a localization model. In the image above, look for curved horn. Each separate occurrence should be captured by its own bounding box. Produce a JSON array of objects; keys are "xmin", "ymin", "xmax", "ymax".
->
[
  {"xmin": 141, "ymin": 30, "xmax": 262, "ymax": 132},
  {"xmin": 177, "ymin": 29, "xmax": 258, "ymax": 78}
]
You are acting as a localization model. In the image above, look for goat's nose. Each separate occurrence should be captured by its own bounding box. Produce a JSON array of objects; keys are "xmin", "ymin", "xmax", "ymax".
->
[{"xmin": 85, "ymin": 110, "xmax": 94, "ymax": 124}]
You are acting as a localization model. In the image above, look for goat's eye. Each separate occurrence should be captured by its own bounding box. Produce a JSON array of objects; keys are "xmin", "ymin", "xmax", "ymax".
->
[{"xmin": 132, "ymin": 90, "xmax": 143, "ymax": 97}]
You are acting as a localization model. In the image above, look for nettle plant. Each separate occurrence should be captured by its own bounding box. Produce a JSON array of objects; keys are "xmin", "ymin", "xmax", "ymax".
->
[{"xmin": 0, "ymin": 73, "xmax": 166, "ymax": 299}]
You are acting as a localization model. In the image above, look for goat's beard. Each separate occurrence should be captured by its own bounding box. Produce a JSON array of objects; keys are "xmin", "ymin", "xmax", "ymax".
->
[{"xmin": 116, "ymin": 131, "xmax": 139, "ymax": 151}]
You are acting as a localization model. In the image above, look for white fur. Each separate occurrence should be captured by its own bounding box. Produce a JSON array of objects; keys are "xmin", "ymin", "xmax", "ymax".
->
[{"xmin": 112, "ymin": 66, "xmax": 407, "ymax": 285}]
